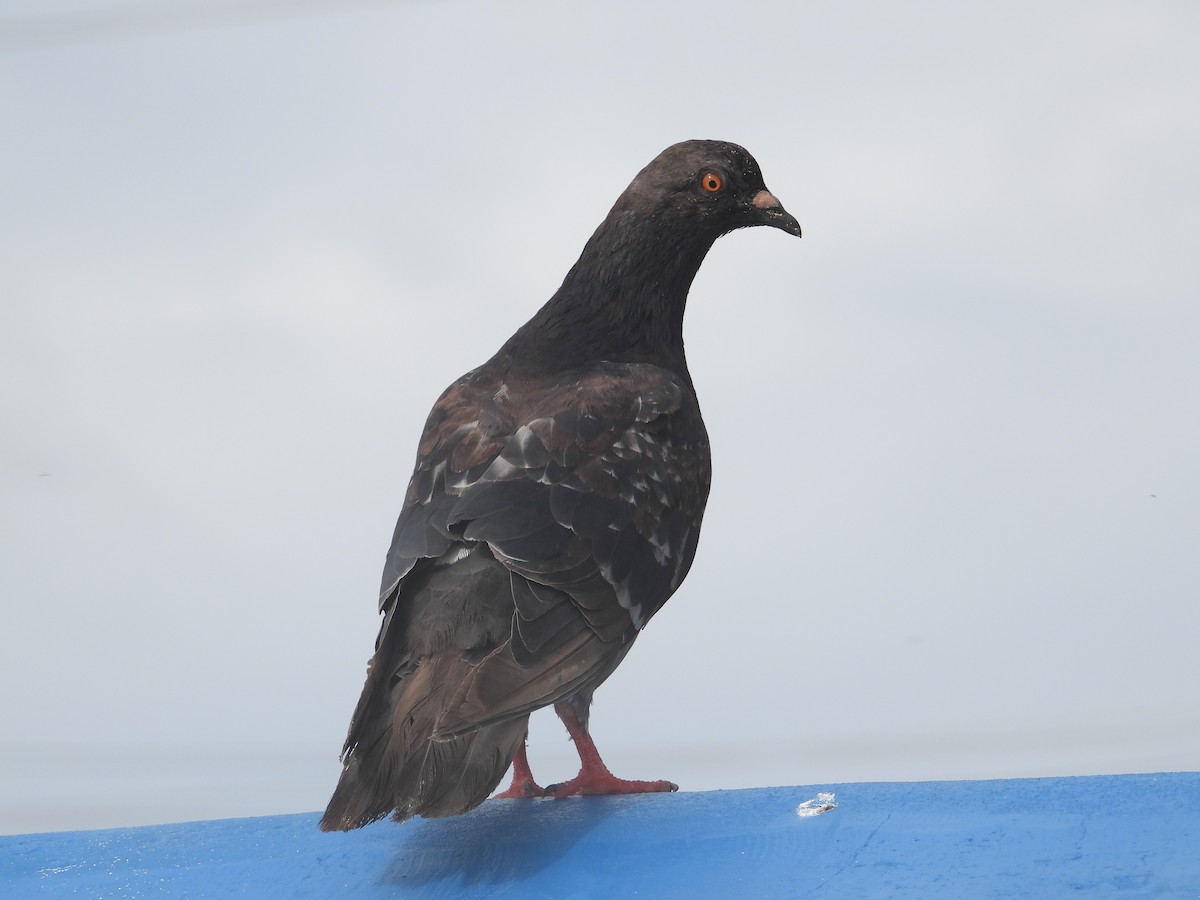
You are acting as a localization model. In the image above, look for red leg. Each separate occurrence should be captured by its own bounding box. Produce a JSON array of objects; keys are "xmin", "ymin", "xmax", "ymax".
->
[
  {"xmin": 546, "ymin": 703, "xmax": 678, "ymax": 797},
  {"xmin": 493, "ymin": 742, "xmax": 547, "ymax": 799}
]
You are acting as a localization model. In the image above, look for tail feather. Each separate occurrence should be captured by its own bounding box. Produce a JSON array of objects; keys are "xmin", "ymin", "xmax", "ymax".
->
[
  {"xmin": 398, "ymin": 719, "xmax": 527, "ymax": 820},
  {"xmin": 319, "ymin": 652, "xmax": 525, "ymax": 832},
  {"xmin": 436, "ymin": 629, "xmax": 623, "ymax": 736}
]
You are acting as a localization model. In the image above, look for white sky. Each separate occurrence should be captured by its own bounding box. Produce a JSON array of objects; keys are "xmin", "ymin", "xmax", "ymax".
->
[{"xmin": 2, "ymin": 0, "xmax": 1197, "ymax": 835}]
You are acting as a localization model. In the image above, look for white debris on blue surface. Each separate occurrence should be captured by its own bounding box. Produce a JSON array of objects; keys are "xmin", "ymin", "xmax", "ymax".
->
[{"xmin": 796, "ymin": 792, "xmax": 837, "ymax": 817}]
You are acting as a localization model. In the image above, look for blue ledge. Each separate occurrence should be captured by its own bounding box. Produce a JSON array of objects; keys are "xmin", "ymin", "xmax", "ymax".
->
[{"xmin": 3, "ymin": 773, "xmax": 1197, "ymax": 898}]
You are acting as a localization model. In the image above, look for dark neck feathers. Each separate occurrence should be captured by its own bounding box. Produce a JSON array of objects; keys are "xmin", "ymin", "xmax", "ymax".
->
[{"xmin": 497, "ymin": 208, "xmax": 717, "ymax": 375}]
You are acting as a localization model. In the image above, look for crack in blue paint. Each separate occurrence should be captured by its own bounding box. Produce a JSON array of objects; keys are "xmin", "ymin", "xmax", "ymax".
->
[{"xmin": 817, "ymin": 812, "xmax": 893, "ymax": 892}]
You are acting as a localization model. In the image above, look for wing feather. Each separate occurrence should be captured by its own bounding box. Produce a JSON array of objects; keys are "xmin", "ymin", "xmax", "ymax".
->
[{"xmin": 371, "ymin": 361, "xmax": 709, "ymax": 732}]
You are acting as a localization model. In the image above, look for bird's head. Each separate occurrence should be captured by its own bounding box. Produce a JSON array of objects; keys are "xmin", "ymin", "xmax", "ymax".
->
[
  {"xmin": 617, "ymin": 139, "xmax": 801, "ymax": 240},
  {"xmin": 509, "ymin": 139, "xmax": 799, "ymax": 367}
]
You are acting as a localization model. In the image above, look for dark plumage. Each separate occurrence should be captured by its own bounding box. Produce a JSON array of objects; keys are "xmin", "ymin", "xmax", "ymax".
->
[{"xmin": 320, "ymin": 140, "xmax": 800, "ymax": 831}]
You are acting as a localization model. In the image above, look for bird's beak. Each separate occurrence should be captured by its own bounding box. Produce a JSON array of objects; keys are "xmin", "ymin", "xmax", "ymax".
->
[{"xmin": 751, "ymin": 189, "xmax": 801, "ymax": 237}]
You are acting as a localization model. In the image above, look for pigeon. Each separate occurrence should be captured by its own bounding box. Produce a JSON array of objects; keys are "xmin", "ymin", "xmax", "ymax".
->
[{"xmin": 320, "ymin": 139, "xmax": 800, "ymax": 831}]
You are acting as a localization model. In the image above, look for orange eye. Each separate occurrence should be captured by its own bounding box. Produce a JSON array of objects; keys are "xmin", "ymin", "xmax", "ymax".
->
[{"xmin": 700, "ymin": 172, "xmax": 723, "ymax": 193}]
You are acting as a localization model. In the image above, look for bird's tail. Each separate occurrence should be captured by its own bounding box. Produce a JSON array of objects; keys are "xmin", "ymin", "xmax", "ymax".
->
[{"xmin": 319, "ymin": 651, "xmax": 526, "ymax": 831}]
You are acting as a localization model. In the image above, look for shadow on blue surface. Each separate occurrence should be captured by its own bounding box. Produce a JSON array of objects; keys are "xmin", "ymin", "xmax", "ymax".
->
[
  {"xmin": 3, "ymin": 773, "xmax": 1198, "ymax": 898},
  {"xmin": 378, "ymin": 797, "xmax": 619, "ymax": 890}
]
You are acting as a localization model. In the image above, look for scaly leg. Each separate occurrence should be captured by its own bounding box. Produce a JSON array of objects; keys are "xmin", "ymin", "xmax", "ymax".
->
[
  {"xmin": 493, "ymin": 742, "xmax": 547, "ymax": 799},
  {"xmin": 546, "ymin": 701, "xmax": 678, "ymax": 797}
]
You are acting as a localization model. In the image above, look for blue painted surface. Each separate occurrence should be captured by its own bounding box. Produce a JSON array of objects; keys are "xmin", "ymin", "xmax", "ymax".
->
[{"xmin": 2, "ymin": 773, "xmax": 1197, "ymax": 898}]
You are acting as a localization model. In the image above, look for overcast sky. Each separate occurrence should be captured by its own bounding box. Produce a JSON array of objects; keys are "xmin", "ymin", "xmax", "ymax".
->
[{"xmin": 2, "ymin": 0, "xmax": 1197, "ymax": 835}]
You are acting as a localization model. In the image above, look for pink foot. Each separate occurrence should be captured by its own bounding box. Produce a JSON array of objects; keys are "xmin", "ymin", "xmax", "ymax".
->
[
  {"xmin": 546, "ymin": 769, "xmax": 677, "ymax": 797},
  {"xmin": 548, "ymin": 702, "xmax": 677, "ymax": 797},
  {"xmin": 493, "ymin": 743, "xmax": 547, "ymax": 799},
  {"xmin": 494, "ymin": 778, "xmax": 547, "ymax": 799}
]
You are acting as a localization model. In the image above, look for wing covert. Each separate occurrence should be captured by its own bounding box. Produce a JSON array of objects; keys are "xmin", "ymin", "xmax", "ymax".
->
[{"xmin": 379, "ymin": 361, "xmax": 710, "ymax": 644}]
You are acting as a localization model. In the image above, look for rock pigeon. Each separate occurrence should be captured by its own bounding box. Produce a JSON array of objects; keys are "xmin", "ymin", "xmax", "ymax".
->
[{"xmin": 320, "ymin": 139, "xmax": 800, "ymax": 831}]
